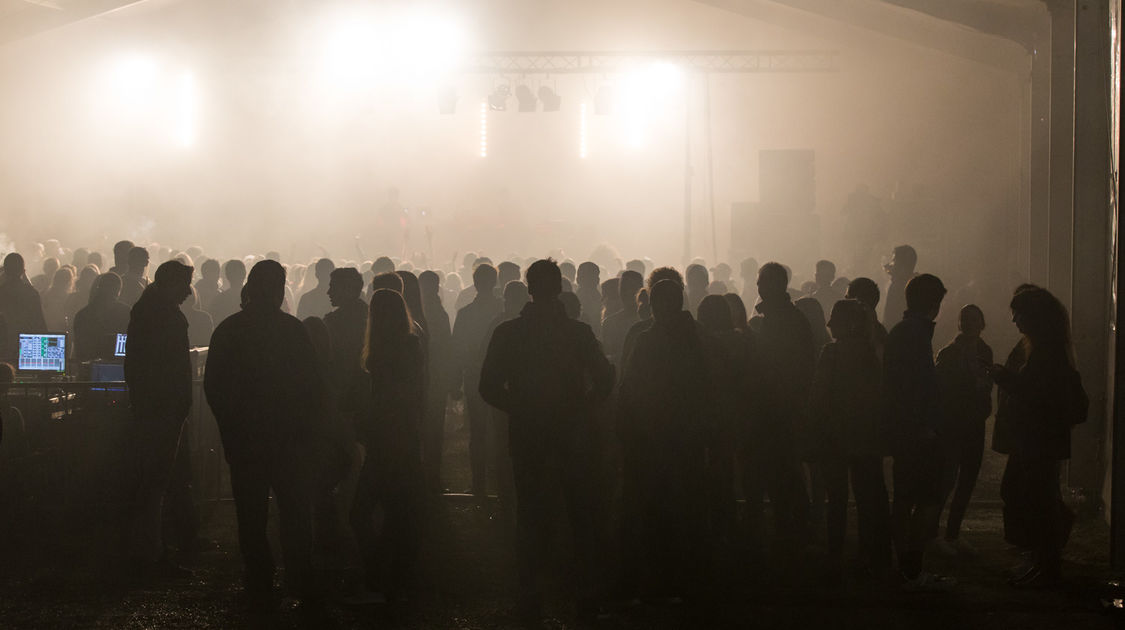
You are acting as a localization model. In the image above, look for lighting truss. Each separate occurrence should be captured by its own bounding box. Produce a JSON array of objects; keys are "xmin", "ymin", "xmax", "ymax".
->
[{"xmin": 460, "ymin": 50, "xmax": 838, "ymax": 75}]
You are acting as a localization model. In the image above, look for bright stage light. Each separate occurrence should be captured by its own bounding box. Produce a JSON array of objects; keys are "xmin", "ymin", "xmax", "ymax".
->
[
  {"xmin": 515, "ymin": 85, "xmax": 537, "ymax": 112},
  {"xmin": 617, "ymin": 62, "xmax": 685, "ymax": 149},
  {"xmin": 101, "ymin": 54, "xmax": 160, "ymax": 111},
  {"xmin": 90, "ymin": 54, "xmax": 200, "ymax": 150},
  {"xmin": 175, "ymin": 71, "xmax": 198, "ymax": 148}
]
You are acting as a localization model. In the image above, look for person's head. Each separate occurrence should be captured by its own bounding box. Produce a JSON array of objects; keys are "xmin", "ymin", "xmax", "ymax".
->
[
  {"xmin": 314, "ymin": 258, "xmax": 335, "ymax": 284},
  {"xmin": 577, "ymin": 261, "xmax": 600, "ymax": 288},
  {"xmin": 904, "ymin": 273, "xmax": 946, "ymax": 320},
  {"xmin": 757, "ymin": 262, "xmax": 789, "ymax": 301},
  {"xmin": 815, "ymin": 260, "xmax": 836, "ymax": 288},
  {"xmin": 619, "ymin": 270, "xmax": 643, "ymax": 312},
  {"xmin": 266, "ymin": 251, "xmax": 281, "ymax": 262},
  {"xmin": 712, "ymin": 263, "xmax": 732, "ymax": 283},
  {"xmin": 503, "ymin": 280, "xmax": 530, "ymax": 313},
  {"xmin": 223, "ymin": 259, "xmax": 247, "ymax": 287},
  {"xmin": 685, "ymin": 264, "xmax": 709, "ymax": 292},
  {"xmin": 650, "ymin": 279, "xmax": 684, "ymax": 321},
  {"xmin": 89, "ymin": 272, "xmax": 123, "ymax": 305},
  {"xmin": 112, "ymin": 240, "xmax": 134, "ymax": 269},
  {"xmin": 698, "ymin": 294, "xmax": 733, "ymax": 332},
  {"xmin": 372, "ymin": 256, "xmax": 395, "ymax": 275},
  {"xmin": 845, "ymin": 277, "xmax": 880, "ymax": 311},
  {"xmin": 127, "ymin": 246, "xmax": 149, "ymax": 275},
  {"xmin": 888, "ymin": 245, "xmax": 918, "ymax": 277},
  {"xmin": 601, "ymin": 278, "xmax": 621, "ymax": 311},
  {"xmin": 396, "ymin": 270, "xmax": 425, "ymax": 324},
  {"xmin": 647, "ymin": 266, "xmax": 683, "ymax": 290},
  {"xmin": 87, "ymin": 251, "xmax": 103, "ymax": 270},
  {"xmin": 959, "ymin": 304, "xmax": 986, "ymax": 337},
  {"xmin": 2, "ymin": 253, "xmax": 24, "ymax": 279},
  {"xmin": 42, "ymin": 256, "xmax": 59, "ymax": 278},
  {"xmin": 472, "ymin": 263, "xmax": 498, "ymax": 293},
  {"xmin": 826, "ymin": 299, "xmax": 870, "ymax": 341},
  {"xmin": 559, "ymin": 260, "xmax": 577, "ymax": 283},
  {"xmin": 1009, "ymin": 286, "xmax": 1071, "ymax": 353},
  {"xmin": 200, "ymin": 258, "xmax": 220, "ymax": 281},
  {"xmin": 740, "ymin": 257, "xmax": 759, "ymax": 281},
  {"xmin": 371, "ymin": 271, "xmax": 404, "ymax": 294},
  {"xmin": 497, "ymin": 261, "xmax": 520, "ymax": 288},
  {"xmin": 327, "ymin": 267, "xmax": 363, "ymax": 307},
  {"xmin": 152, "ymin": 260, "xmax": 195, "ymax": 306},
  {"xmin": 626, "ymin": 259, "xmax": 645, "ymax": 276},
  {"xmin": 49, "ymin": 267, "xmax": 74, "ymax": 293},
  {"xmin": 364, "ymin": 288, "xmax": 415, "ymax": 370},
  {"xmin": 723, "ymin": 293, "xmax": 748, "ymax": 331},
  {"xmin": 418, "ymin": 270, "xmax": 441, "ymax": 297},
  {"xmin": 241, "ymin": 260, "xmax": 285, "ymax": 311},
  {"xmin": 75, "ymin": 264, "xmax": 99, "ymax": 293},
  {"xmin": 72, "ymin": 248, "xmax": 89, "ymax": 269},
  {"xmin": 526, "ymin": 259, "xmax": 563, "ymax": 301}
]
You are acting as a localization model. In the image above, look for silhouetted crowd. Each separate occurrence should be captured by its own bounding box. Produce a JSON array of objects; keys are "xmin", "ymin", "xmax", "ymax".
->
[{"xmin": 0, "ymin": 239, "xmax": 1089, "ymax": 623}]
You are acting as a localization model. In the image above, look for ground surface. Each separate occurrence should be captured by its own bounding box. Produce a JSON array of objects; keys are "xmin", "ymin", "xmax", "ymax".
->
[{"xmin": 0, "ymin": 409, "xmax": 1122, "ymax": 629}]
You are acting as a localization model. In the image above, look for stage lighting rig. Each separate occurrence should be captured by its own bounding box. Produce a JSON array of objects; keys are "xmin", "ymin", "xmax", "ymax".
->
[
  {"xmin": 515, "ymin": 84, "xmax": 537, "ymax": 112},
  {"xmin": 488, "ymin": 84, "xmax": 510, "ymax": 111},
  {"xmin": 538, "ymin": 85, "xmax": 561, "ymax": 112}
]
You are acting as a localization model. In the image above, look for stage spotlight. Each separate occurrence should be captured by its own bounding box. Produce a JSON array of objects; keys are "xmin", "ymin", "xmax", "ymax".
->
[
  {"xmin": 594, "ymin": 85, "xmax": 613, "ymax": 115},
  {"xmin": 488, "ymin": 84, "xmax": 510, "ymax": 111},
  {"xmin": 538, "ymin": 86, "xmax": 561, "ymax": 112},
  {"xmin": 515, "ymin": 85, "xmax": 537, "ymax": 112},
  {"xmin": 438, "ymin": 86, "xmax": 457, "ymax": 114}
]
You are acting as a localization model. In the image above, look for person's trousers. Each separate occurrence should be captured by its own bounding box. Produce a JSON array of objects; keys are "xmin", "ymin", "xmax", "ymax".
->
[
  {"xmin": 466, "ymin": 390, "xmax": 490, "ymax": 498},
  {"xmin": 892, "ymin": 440, "xmax": 945, "ymax": 578},
  {"xmin": 422, "ymin": 388, "xmax": 447, "ymax": 493},
  {"xmin": 1001, "ymin": 454, "xmax": 1071, "ymax": 570},
  {"xmin": 350, "ymin": 451, "xmax": 422, "ymax": 594},
  {"xmin": 822, "ymin": 454, "xmax": 892, "ymax": 569},
  {"xmin": 165, "ymin": 425, "xmax": 200, "ymax": 548},
  {"xmin": 512, "ymin": 435, "xmax": 601, "ymax": 611},
  {"xmin": 229, "ymin": 455, "xmax": 314, "ymax": 599},
  {"xmin": 743, "ymin": 425, "xmax": 808, "ymax": 551},
  {"xmin": 129, "ymin": 414, "xmax": 187, "ymax": 563},
  {"xmin": 941, "ymin": 423, "xmax": 985, "ymax": 540}
]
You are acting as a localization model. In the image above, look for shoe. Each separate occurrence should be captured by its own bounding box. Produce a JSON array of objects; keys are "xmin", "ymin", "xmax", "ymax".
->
[
  {"xmin": 902, "ymin": 572, "xmax": 957, "ymax": 592},
  {"xmin": 933, "ymin": 538, "xmax": 958, "ymax": 557},
  {"xmin": 1011, "ymin": 565, "xmax": 1061, "ymax": 589}
]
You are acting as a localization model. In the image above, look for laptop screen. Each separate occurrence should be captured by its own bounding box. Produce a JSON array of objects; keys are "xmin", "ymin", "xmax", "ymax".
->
[
  {"xmin": 114, "ymin": 333, "xmax": 128, "ymax": 358},
  {"xmin": 18, "ymin": 333, "xmax": 67, "ymax": 374}
]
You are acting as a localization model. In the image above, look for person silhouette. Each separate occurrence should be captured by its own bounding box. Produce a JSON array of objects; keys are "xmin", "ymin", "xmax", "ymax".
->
[
  {"xmin": 41, "ymin": 267, "xmax": 74, "ymax": 332},
  {"xmin": 479, "ymin": 259, "xmax": 614, "ymax": 622},
  {"xmin": 989, "ymin": 286, "xmax": 1086, "ymax": 587},
  {"xmin": 619, "ymin": 267, "xmax": 685, "ymax": 378},
  {"xmin": 599, "ymin": 277, "xmax": 621, "ymax": 330},
  {"xmin": 723, "ymin": 293, "xmax": 749, "ymax": 332},
  {"xmin": 0, "ymin": 254, "xmax": 47, "ymax": 360},
  {"xmin": 108, "ymin": 240, "xmax": 135, "ymax": 278},
  {"xmin": 602, "ymin": 270, "xmax": 644, "ymax": 367},
  {"xmin": 73, "ymin": 273, "xmax": 131, "ymax": 362},
  {"xmin": 933, "ymin": 304, "xmax": 993, "ymax": 558},
  {"xmin": 123, "ymin": 260, "xmax": 195, "ymax": 576},
  {"xmin": 297, "ymin": 258, "xmax": 335, "ymax": 320},
  {"xmin": 205, "ymin": 260, "xmax": 325, "ymax": 609},
  {"xmin": 807, "ymin": 299, "xmax": 892, "ymax": 583},
  {"xmin": 208, "ymin": 259, "xmax": 247, "ymax": 325},
  {"xmin": 884, "ymin": 273, "xmax": 950, "ymax": 589},
  {"xmin": 351, "ymin": 288, "xmax": 426, "ymax": 601},
  {"xmin": 575, "ymin": 262, "xmax": 602, "ymax": 332},
  {"xmin": 882, "ymin": 245, "xmax": 917, "ymax": 328},
  {"xmin": 31, "ymin": 256, "xmax": 59, "ymax": 293},
  {"xmin": 746, "ymin": 262, "xmax": 816, "ymax": 557},
  {"xmin": 194, "ymin": 259, "xmax": 221, "ymax": 310},
  {"xmin": 685, "ymin": 263, "xmax": 710, "ymax": 316},
  {"xmin": 64, "ymin": 264, "xmax": 99, "ymax": 328},
  {"xmin": 845, "ymin": 277, "xmax": 888, "ymax": 360},
  {"xmin": 811, "ymin": 260, "xmax": 843, "ymax": 317},
  {"xmin": 618, "ymin": 278, "xmax": 708, "ymax": 602},
  {"xmin": 119, "ymin": 247, "xmax": 151, "ymax": 307},
  {"xmin": 180, "ymin": 287, "xmax": 214, "ymax": 348},
  {"xmin": 482, "ymin": 280, "xmax": 531, "ymax": 512},
  {"xmin": 419, "ymin": 270, "xmax": 455, "ymax": 494},
  {"xmin": 451, "ymin": 263, "xmax": 503, "ymax": 500}
]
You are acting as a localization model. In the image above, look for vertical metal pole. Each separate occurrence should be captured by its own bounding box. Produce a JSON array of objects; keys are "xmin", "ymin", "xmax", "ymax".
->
[
  {"xmin": 705, "ymin": 74, "xmax": 718, "ymax": 264},
  {"xmin": 684, "ymin": 76, "xmax": 693, "ymax": 266}
]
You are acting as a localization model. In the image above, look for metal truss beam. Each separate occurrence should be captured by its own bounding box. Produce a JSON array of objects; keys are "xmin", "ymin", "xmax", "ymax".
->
[{"xmin": 461, "ymin": 50, "xmax": 838, "ymax": 75}]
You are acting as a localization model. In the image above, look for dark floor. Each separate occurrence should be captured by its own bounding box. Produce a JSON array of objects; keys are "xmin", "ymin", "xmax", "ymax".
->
[{"xmin": 0, "ymin": 408, "xmax": 1121, "ymax": 629}]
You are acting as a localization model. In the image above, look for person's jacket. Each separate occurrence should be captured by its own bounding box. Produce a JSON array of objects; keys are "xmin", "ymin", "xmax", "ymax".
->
[
  {"xmin": 204, "ymin": 304, "xmax": 324, "ymax": 464},
  {"xmin": 753, "ymin": 296, "xmax": 816, "ymax": 427},
  {"xmin": 479, "ymin": 299, "xmax": 613, "ymax": 451},
  {"xmin": 993, "ymin": 343, "xmax": 1084, "ymax": 461},
  {"xmin": 362, "ymin": 334, "xmax": 425, "ymax": 460},
  {"xmin": 451, "ymin": 292, "xmax": 502, "ymax": 389},
  {"xmin": 884, "ymin": 310, "xmax": 940, "ymax": 448},
  {"xmin": 935, "ymin": 334, "xmax": 993, "ymax": 440},
  {"xmin": 324, "ymin": 298, "xmax": 368, "ymax": 408},
  {"xmin": 807, "ymin": 337, "xmax": 885, "ymax": 460},
  {"xmin": 74, "ymin": 299, "xmax": 130, "ymax": 362},
  {"xmin": 422, "ymin": 293, "xmax": 457, "ymax": 397},
  {"xmin": 125, "ymin": 286, "xmax": 192, "ymax": 420},
  {"xmin": 619, "ymin": 310, "xmax": 708, "ymax": 447},
  {"xmin": 0, "ymin": 277, "xmax": 46, "ymax": 340}
]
